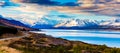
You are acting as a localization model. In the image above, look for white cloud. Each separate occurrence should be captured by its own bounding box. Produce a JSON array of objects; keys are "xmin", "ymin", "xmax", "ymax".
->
[
  {"xmin": 0, "ymin": 2, "xmax": 119, "ymax": 27},
  {"xmin": 0, "ymin": 4, "xmax": 48, "ymax": 26}
]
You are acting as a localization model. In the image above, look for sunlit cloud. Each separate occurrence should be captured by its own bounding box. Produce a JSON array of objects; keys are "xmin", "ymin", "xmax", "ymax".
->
[
  {"xmin": 0, "ymin": 4, "xmax": 48, "ymax": 25},
  {"xmin": 1, "ymin": 0, "xmax": 120, "ymax": 26}
]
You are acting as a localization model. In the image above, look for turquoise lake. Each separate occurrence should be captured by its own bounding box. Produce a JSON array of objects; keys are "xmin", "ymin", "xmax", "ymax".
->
[{"xmin": 32, "ymin": 29, "xmax": 120, "ymax": 48}]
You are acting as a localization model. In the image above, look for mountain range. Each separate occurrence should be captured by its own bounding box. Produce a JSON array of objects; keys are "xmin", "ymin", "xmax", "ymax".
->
[
  {"xmin": 1, "ymin": 14, "xmax": 120, "ymax": 30},
  {"xmin": 31, "ymin": 17, "xmax": 120, "ymax": 30},
  {"xmin": 54, "ymin": 19, "xmax": 99, "ymax": 29},
  {"xmin": 0, "ymin": 15, "xmax": 35, "ymax": 31},
  {"xmin": 0, "ymin": 0, "xmax": 120, "ymax": 30},
  {"xmin": 54, "ymin": 18, "xmax": 120, "ymax": 29}
]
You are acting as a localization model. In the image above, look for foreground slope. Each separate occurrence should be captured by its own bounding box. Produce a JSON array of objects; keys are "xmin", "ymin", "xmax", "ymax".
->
[{"xmin": 6, "ymin": 32, "xmax": 120, "ymax": 53}]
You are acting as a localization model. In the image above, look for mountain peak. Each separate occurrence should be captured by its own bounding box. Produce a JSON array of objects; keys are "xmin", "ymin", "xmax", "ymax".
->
[
  {"xmin": 54, "ymin": 19, "xmax": 98, "ymax": 28},
  {"xmin": 0, "ymin": 15, "xmax": 36, "ymax": 31}
]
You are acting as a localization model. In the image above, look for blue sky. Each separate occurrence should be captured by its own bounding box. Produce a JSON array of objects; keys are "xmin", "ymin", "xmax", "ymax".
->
[
  {"xmin": 52, "ymin": 0, "xmax": 77, "ymax": 3},
  {"xmin": 47, "ymin": 11, "xmax": 112, "ymax": 21},
  {"xmin": 0, "ymin": 0, "xmax": 119, "ymax": 25}
]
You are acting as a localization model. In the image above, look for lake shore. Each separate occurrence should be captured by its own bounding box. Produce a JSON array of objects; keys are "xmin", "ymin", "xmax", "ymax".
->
[
  {"xmin": 0, "ymin": 31, "xmax": 120, "ymax": 53},
  {"xmin": 32, "ymin": 29, "xmax": 120, "ymax": 48}
]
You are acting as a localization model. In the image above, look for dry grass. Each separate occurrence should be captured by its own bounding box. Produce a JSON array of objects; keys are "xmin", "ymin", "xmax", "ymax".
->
[{"xmin": 0, "ymin": 46, "xmax": 22, "ymax": 53}]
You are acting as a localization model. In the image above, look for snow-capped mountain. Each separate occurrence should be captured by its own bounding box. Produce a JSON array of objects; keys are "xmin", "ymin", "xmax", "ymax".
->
[
  {"xmin": 32, "ymin": 16, "xmax": 64, "ymax": 29},
  {"xmin": 0, "ymin": 0, "xmax": 120, "ymax": 30},
  {"xmin": 54, "ymin": 18, "xmax": 120, "ymax": 29},
  {"xmin": 54, "ymin": 19, "xmax": 99, "ymax": 28},
  {"xmin": 0, "ymin": 15, "xmax": 36, "ymax": 30},
  {"xmin": 100, "ymin": 18, "xmax": 120, "ymax": 28}
]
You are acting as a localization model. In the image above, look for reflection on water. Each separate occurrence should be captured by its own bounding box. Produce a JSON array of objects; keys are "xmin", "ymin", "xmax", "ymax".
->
[{"xmin": 31, "ymin": 29, "xmax": 120, "ymax": 48}]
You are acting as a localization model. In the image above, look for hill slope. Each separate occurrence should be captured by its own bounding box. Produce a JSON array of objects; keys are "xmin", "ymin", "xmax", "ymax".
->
[
  {"xmin": 0, "ymin": 15, "xmax": 36, "ymax": 31},
  {"xmin": 7, "ymin": 32, "xmax": 120, "ymax": 53}
]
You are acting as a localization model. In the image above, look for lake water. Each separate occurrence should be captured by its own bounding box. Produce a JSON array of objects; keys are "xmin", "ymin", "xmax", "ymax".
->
[{"xmin": 31, "ymin": 29, "xmax": 120, "ymax": 48}]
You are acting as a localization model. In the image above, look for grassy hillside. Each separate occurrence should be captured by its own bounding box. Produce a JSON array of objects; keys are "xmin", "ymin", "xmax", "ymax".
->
[
  {"xmin": 0, "ymin": 25, "xmax": 18, "ymax": 35},
  {"xmin": 8, "ymin": 32, "xmax": 120, "ymax": 53},
  {"xmin": 0, "ymin": 25, "xmax": 120, "ymax": 53},
  {"xmin": 0, "ymin": 25, "xmax": 24, "ymax": 38}
]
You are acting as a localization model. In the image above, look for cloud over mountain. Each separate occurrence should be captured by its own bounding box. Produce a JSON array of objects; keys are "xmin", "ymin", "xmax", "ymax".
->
[
  {"xmin": 77, "ymin": 0, "xmax": 120, "ymax": 7},
  {"xmin": 1, "ymin": 0, "xmax": 120, "ymax": 29}
]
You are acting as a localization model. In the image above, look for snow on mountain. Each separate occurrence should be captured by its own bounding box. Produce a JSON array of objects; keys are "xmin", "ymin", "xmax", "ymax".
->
[
  {"xmin": 0, "ymin": 3, "xmax": 47, "ymax": 26},
  {"xmin": 115, "ymin": 18, "xmax": 120, "ymax": 22},
  {"xmin": 32, "ymin": 15, "xmax": 67, "ymax": 28},
  {"xmin": 0, "ymin": 15, "xmax": 35, "ymax": 30},
  {"xmin": 54, "ymin": 18, "xmax": 120, "ymax": 29},
  {"xmin": 0, "ymin": 0, "xmax": 120, "ymax": 29},
  {"xmin": 110, "ymin": 23, "xmax": 120, "ymax": 27},
  {"xmin": 100, "ymin": 18, "xmax": 120, "ymax": 28},
  {"xmin": 54, "ymin": 19, "xmax": 99, "ymax": 28}
]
